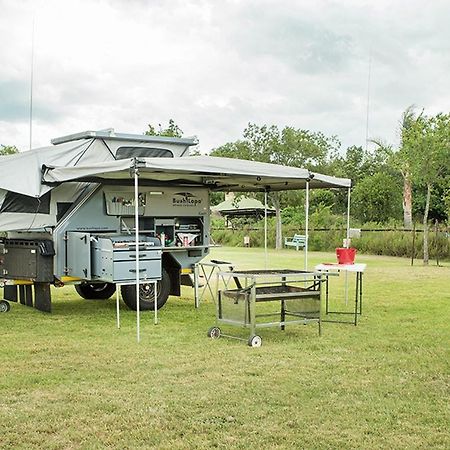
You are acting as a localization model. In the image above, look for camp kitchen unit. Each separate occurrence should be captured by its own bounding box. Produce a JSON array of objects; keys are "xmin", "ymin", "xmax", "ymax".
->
[{"xmin": 0, "ymin": 129, "xmax": 351, "ymax": 315}]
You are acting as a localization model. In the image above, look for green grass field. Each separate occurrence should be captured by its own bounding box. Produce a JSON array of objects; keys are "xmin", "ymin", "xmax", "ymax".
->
[{"xmin": 1, "ymin": 248, "xmax": 449, "ymax": 449}]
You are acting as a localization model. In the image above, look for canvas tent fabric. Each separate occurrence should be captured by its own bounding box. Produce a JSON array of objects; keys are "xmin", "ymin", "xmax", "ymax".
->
[
  {"xmin": 0, "ymin": 132, "xmax": 196, "ymax": 198},
  {"xmin": 0, "ymin": 139, "xmax": 113, "ymax": 231},
  {"xmin": 42, "ymin": 156, "xmax": 351, "ymax": 191},
  {"xmin": 0, "ymin": 182, "xmax": 91, "ymax": 231},
  {"xmin": 0, "ymin": 139, "xmax": 113, "ymax": 198}
]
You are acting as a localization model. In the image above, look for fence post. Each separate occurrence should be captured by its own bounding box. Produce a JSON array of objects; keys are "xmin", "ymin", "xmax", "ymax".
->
[
  {"xmin": 411, "ymin": 224, "xmax": 416, "ymax": 266},
  {"xmin": 435, "ymin": 219, "xmax": 440, "ymax": 266}
]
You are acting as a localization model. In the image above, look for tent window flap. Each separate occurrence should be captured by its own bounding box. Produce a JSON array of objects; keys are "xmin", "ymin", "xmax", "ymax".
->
[{"xmin": 0, "ymin": 192, "xmax": 51, "ymax": 214}]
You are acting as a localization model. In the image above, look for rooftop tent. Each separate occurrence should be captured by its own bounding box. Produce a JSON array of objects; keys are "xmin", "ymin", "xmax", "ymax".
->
[
  {"xmin": 0, "ymin": 131, "xmax": 197, "ymax": 198},
  {"xmin": 0, "ymin": 131, "xmax": 197, "ymax": 231}
]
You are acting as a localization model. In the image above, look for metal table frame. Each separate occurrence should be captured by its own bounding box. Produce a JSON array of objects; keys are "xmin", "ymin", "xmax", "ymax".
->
[
  {"xmin": 315, "ymin": 263, "xmax": 366, "ymax": 326},
  {"xmin": 193, "ymin": 260, "xmax": 239, "ymax": 308}
]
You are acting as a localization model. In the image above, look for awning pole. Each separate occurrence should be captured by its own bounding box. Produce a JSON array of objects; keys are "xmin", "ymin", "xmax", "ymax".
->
[
  {"xmin": 305, "ymin": 180, "xmax": 310, "ymax": 270},
  {"xmin": 264, "ymin": 190, "xmax": 268, "ymax": 269},
  {"xmin": 344, "ymin": 186, "xmax": 351, "ymax": 305},
  {"xmin": 116, "ymin": 286, "xmax": 120, "ymax": 329},
  {"xmin": 154, "ymin": 280, "xmax": 158, "ymax": 325},
  {"xmin": 346, "ymin": 187, "xmax": 351, "ymax": 247},
  {"xmin": 134, "ymin": 162, "xmax": 140, "ymax": 343}
]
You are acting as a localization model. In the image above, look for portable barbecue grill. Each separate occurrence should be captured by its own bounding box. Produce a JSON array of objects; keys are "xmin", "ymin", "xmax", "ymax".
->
[{"xmin": 208, "ymin": 269, "xmax": 325, "ymax": 347}]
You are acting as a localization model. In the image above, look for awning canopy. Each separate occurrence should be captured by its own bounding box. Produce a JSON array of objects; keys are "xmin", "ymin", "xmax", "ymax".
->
[{"xmin": 43, "ymin": 156, "xmax": 351, "ymax": 192}]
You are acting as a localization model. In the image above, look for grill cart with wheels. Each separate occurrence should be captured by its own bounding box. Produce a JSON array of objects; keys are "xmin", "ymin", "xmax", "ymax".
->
[{"xmin": 208, "ymin": 269, "xmax": 325, "ymax": 347}]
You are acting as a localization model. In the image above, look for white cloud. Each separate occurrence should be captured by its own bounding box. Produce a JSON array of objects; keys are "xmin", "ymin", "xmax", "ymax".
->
[{"xmin": 0, "ymin": 0, "xmax": 448, "ymax": 154}]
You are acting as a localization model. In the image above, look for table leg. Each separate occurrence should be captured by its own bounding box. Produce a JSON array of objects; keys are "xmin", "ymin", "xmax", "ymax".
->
[
  {"xmin": 217, "ymin": 274, "xmax": 222, "ymax": 320},
  {"xmin": 359, "ymin": 273, "xmax": 363, "ymax": 315},
  {"xmin": 193, "ymin": 263, "xmax": 199, "ymax": 308},
  {"xmin": 250, "ymin": 284, "xmax": 256, "ymax": 338},
  {"xmin": 354, "ymin": 272, "xmax": 359, "ymax": 326},
  {"xmin": 203, "ymin": 265, "xmax": 216, "ymax": 300},
  {"xmin": 281, "ymin": 276, "xmax": 286, "ymax": 330},
  {"xmin": 345, "ymin": 271, "xmax": 349, "ymax": 305}
]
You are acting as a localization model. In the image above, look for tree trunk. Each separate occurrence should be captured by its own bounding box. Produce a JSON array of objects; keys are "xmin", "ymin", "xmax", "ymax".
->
[
  {"xmin": 403, "ymin": 171, "xmax": 413, "ymax": 229},
  {"xmin": 423, "ymin": 183, "xmax": 431, "ymax": 265},
  {"xmin": 271, "ymin": 192, "xmax": 283, "ymax": 250}
]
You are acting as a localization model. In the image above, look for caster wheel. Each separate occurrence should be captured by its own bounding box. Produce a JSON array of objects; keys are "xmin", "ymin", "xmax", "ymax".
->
[
  {"xmin": 207, "ymin": 326, "xmax": 221, "ymax": 339},
  {"xmin": 248, "ymin": 335, "xmax": 262, "ymax": 348},
  {"xmin": 0, "ymin": 300, "xmax": 11, "ymax": 313}
]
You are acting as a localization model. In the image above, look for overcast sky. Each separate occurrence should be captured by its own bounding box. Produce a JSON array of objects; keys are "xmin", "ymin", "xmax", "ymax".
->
[{"xmin": 0, "ymin": 0, "xmax": 449, "ymax": 154}]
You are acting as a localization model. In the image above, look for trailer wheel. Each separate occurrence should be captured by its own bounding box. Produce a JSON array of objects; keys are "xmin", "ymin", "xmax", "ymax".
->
[
  {"xmin": 75, "ymin": 282, "xmax": 116, "ymax": 300},
  {"xmin": 121, "ymin": 268, "xmax": 170, "ymax": 311},
  {"xmin": 0, "ymin": 300, "xmax": 11, "ymax": 312}
]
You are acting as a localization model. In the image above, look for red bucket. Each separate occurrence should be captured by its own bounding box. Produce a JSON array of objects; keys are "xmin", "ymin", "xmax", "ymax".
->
[{"xmin": 336, "ymin": 247, "xmax": 356, "ymax": 264}]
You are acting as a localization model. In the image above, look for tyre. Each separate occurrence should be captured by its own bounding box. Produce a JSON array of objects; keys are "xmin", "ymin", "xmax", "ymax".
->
[
  {"xmin": 207, "ymin": 326, "xmax": 221, "ymax": 339},
  {"xmin": 121, "ymin": 268, "xmax": 171, "ymax": 311},
  {"xmin": 248, "ymin": 335, "xmax": 262, "ymax": 348},
  {"xmin": 0, "ymin": 300, "xmax": 10, "ymax": 312},
  {"xmin": 75, "ymin": 282, "xmax": 116, "ymax": 300}
]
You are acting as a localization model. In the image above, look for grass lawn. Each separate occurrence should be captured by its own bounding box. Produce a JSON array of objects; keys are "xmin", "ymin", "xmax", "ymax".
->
[{"xmin": 1, "ymin": 247, "xmax": 449, "ymax": 449}]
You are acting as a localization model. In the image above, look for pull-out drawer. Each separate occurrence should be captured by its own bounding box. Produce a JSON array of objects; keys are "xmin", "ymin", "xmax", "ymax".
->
[
  {"xmin": 113, "ymin": 249, "xmax": 161, "ymax": 262},
  {"xmin": 113, "ymin": 259, "xmax": 162, "ymax": 283}
]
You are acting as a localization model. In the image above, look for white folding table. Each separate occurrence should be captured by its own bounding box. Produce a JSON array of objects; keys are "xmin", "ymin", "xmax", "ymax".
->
[{"xmin": 315, "ymin": 263, "xmax": 366, "ymax": 326}]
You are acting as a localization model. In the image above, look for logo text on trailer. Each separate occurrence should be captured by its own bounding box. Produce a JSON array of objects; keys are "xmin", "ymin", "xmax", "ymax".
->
[{"xmin": 173, "ymin": 192, "xmax": 202, "ymax": 207}]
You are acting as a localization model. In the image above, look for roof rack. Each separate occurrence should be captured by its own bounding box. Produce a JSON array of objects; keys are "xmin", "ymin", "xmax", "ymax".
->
[{"xmin": 51, "ymin": 129, "xmax": 198, "ymax": 146}]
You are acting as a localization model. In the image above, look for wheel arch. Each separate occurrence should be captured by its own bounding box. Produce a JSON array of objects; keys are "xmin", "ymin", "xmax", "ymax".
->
[{"xmin": 162, "ymin": 252, "xmax": 181, "ymax": 297}]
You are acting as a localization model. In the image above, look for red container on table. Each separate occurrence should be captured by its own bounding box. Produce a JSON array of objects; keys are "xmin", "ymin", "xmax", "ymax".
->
[{"xmin": 336, "ymin": 247, "xmax": 357, "ymax": 264}]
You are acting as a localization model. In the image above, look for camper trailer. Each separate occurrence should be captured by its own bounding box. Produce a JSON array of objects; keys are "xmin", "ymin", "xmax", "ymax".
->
[
  {"xmin": 0, "ymin": 129, "xmax": 352, "ymax": 314},
  {"xmin": 0, "ymin": 130, "xmax": 209, "ymax": 312}
]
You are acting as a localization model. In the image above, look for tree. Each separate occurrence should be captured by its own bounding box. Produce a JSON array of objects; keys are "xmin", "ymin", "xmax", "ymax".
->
[
  {"xmin": 212, "ymin": 123, "xmax": 340, "ymax": 249},
  {"xmin": 371, "ymin": 106, "xmax": 419, "ymax": 229},
  {"xmin": 145, "ymin": 119, "xmax": 183, "ymax": 138},
  {"xmin": 336, "ymin": 145, "xmax": 392, "ymax": 183},
  {"xmin": 352, "ymin": 172, "xmax": 402, "ymax": 223},
  {"xmin": 330, "ymin": 144, "xmax": 397, "ymax": 217},
  {"xmin": 397, "ymin": 106, "xmax": 419, "ymax": 229},
  {"xmin": 403, "ymin": 112, "xmax": 450, "ymax": 264},
  {"xmin": 0, "ymin": 145, "xmax": 18, "ymax": 155},
  {"xmin": 444, "ymin": 188, "xmax": 450, "ymax": 224}
]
